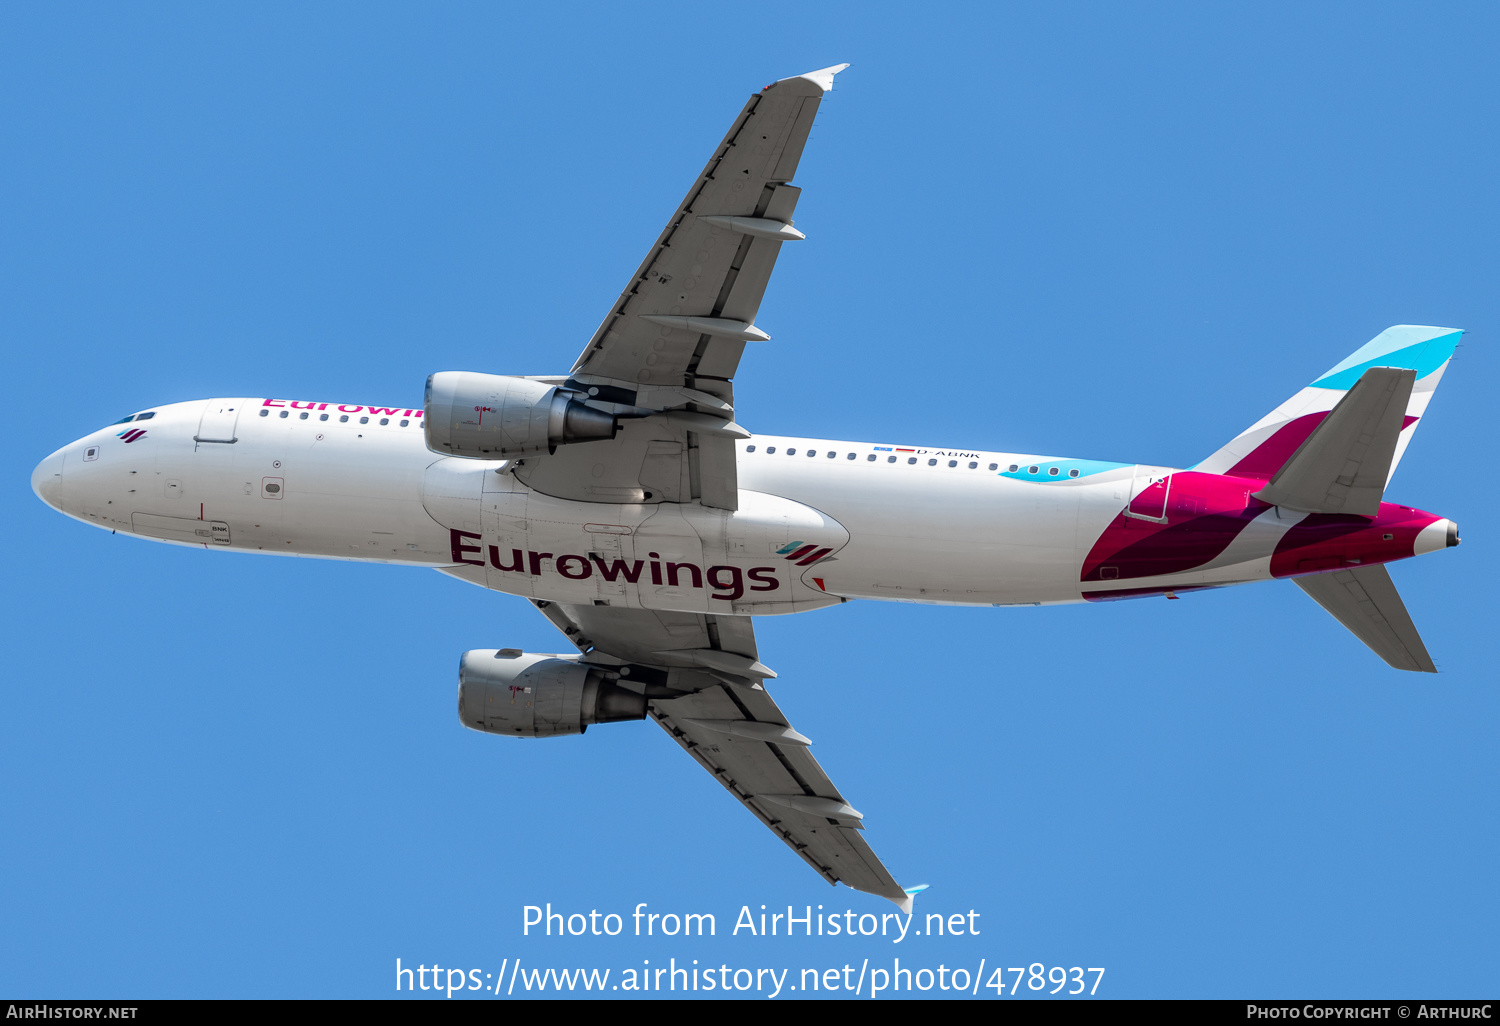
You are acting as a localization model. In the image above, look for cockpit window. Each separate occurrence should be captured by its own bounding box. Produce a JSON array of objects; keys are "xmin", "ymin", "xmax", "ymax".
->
[
  {"xmin": 134, "ymin": 411, "xmax": 156, "ymax": 421},
  {"xmin": 114, "ymin": 415, "xmax": 135, "ymax": 424}
]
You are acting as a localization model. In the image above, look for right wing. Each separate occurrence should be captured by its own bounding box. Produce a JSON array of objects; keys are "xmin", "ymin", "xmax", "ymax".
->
[{"xmin": 533, "ymin": 599, "xmax": 912, "ymax": 909}]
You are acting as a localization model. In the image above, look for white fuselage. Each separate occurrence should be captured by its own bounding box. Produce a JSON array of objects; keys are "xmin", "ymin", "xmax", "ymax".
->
[{"xmin": 34, "ymin": 397, "xmax": 1286, "ymax": 611}]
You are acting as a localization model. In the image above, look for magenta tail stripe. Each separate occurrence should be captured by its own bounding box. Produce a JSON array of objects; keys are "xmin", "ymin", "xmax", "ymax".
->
[
  {"xmin": 1225, "ymin": 412, "xmax": 1325, "ymax": 480},
  {"xmin": 1226, "ymin": 413, "xmax": 1421, "ymax": 481}
]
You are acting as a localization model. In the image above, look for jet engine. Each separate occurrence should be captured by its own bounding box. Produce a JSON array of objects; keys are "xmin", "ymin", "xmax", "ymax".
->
[
  {"xmin": 425, "ymin": 372, "xmax": 617, "ymax": 458},
  {"xmin": 457, "ymin": 649, "xmax": 648, "ymax": 738}
]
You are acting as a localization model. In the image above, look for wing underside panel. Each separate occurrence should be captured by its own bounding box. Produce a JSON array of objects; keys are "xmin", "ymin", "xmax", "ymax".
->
[
  {"xmin": 521, "ymin": 68, "xmax": 845, "ymax": 512},
  {"xmin": 651, "ymin": 685, "xmax": 907, "ymax": 904},
  {"xmin": 570, "ymin": 71, "xmax": 838, "ymax": 389},
  {"xmin": 532, "ymin": 600, "xmax": 908, "ymax": 905}
]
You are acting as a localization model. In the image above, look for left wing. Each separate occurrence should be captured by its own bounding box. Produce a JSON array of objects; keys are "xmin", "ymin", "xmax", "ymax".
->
[
  {"xmin": 512, "ymin": 65, "xmax": 848, "ymax": 512},
  {"xmin": 532, "ymin": 599, "xmax": 913, "ymax": 909}
]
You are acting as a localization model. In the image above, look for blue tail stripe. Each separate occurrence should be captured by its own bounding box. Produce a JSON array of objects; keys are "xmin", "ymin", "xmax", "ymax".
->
[{"xmin": 1311, "ymin": 327, "xmax": 1461, "ymax": 390}]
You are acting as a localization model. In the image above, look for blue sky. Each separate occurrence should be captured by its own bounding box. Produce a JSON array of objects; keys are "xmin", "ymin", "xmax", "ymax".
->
[{"xmin": 3, "ymin": 2, "xmax": 1497, "ymax": 999}]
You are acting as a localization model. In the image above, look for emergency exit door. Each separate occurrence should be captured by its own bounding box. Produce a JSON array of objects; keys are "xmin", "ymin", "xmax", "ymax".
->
[{"xmin": 1125, "ymin": 468, "xmax": 1171, "ymax": 522}]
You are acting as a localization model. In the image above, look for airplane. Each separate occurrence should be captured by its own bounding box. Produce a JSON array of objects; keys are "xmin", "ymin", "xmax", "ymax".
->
[{"xmin": 30, "ymin": 64, "xmax": 1463, "ymax": 911}]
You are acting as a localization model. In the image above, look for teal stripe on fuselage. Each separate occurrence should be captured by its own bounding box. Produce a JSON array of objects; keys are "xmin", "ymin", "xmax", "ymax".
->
[{"xmin": 1000, "ymin": 458, "xmax": 1130, "ymax": 482}]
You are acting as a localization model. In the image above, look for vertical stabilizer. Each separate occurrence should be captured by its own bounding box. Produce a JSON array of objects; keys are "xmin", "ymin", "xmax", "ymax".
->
[{"xmin": 1197, "ymin": 325, "xmax": 1462, "ymax": 482}]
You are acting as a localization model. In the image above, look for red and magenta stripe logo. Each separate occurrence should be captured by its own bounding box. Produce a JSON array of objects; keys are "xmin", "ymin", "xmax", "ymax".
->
[{"xmin": 777, "ymin": 541, "xmax": 834, "ymax": 566}]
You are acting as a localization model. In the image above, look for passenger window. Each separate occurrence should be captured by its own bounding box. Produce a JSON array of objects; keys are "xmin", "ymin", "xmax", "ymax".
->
[
  {"xmin": 399, "ymin": 419, "xmax": 409, "ymax": 426},
  {"xmin": 359, "ymin": 416, "xmax": 369, "ymax": 424},
  {"xmin": 766, "ymin": 447, "xmax": 776, "ymax": 454},
  {"xmin": 847, "ymin": 453, "xmax": 855, "ymax": 460},
  {"xmin": 380, "ymin": 418, "xmax": 389, "ymax": 425},
  {"xmin": 948, "ymin": 460, "xmax": 957, "ymax": 468},
  {"xmin": 866, "ymin": 454, "xmax": 875, "ymax": 461},
  {"xmin": 339, "ymin": 415, "xmax": 349, "ymax": 423},
  {"xmin": 828, "ymin": 451, "xmax": 837, "ymax": 458},
  {"xmin": 887, "ymin": 456, "xmax": 896, "ymax": 463},
  {"xmin": 927, "ymin": 458, "xmax": 937, "ymax": 466},
  {"xmin": 259, "ymin": 410, "xmax": 269, "ymax": 417},
  {"xmin": 908, "ymin": 457, "xmax": 917, "ymax": 465},
  {"xmin": 1028, "ymin": 466, "xmax": 1039, "ymax": 474},
  {"xmin": 299, "ymin": 412, "xmax": 309, "ymax": 419},
  {"xmin": 1069, "ymin": 469, "xmax": 1080, "ymax": 477},
  {"xmin": 320, "ymin": 413, "xmax": 329, "ymax": 421},
  {"xmin": 1008, "ymin": 464, "xmax": 1018, "ymax": 472},
  {"xmin": 808, "ymin": 450, "xmax": 817, "ymax": 457},
  {"xmin": 989, "ymin": 463, "xmax": 999, "ymax": 471},
  {"xmin": 968, "ymin": 461, "xmax": 978, "ymax": 469},
  {"xmin": 1048, "ymin": 467, "xmax": 1058, "ymax": 475},
  {"xmin": 787, "ymin": 448, "xmax": 796, "ymax": 455},
  {"xmin": 746, "ymin": 445, "xmax": 756, "ymax": 452}
]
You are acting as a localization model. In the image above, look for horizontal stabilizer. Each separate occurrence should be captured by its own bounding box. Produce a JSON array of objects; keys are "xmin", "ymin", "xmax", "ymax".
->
[
  {"xmin": 1294, "ymin": 565, "xmax": 1436, "ymax": 673},
  {"xmin": 1254, "ymin": 367, "xmax": 1415, "ymax": 515}
]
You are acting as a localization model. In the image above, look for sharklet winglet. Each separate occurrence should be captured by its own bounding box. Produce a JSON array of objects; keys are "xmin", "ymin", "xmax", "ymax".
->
[
  {"xmin": 895, "ymin": 883, "xmax": 929, "ymax": 914},
  {"xmin": 771, "ymin": 64, "xmax": 850, "ymax": 94}
]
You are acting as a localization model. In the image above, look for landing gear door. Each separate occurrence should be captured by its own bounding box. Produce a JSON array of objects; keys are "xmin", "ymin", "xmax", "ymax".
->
[
  {"xmin": 196, "ymin": 401, "xmax": 241, "ymax": 444},
  {"xmin": 1125, "ymin": 467, "xmax": 1170, "ymax": 523}
]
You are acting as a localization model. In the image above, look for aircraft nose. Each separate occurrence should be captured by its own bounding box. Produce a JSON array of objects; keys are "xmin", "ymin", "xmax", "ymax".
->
[{"xmin": 31, "ymin": 449, "xmax": 65, "ymax": 511}]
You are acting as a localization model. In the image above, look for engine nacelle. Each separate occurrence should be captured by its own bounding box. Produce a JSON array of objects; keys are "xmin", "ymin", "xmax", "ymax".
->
[
  {"xmin": 425, "ymin": 371, "xmax": 617, "ymax": 458},
  {"xmin": 457, "ymin": 649, "xmax": 648, "ymax": 738}
]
